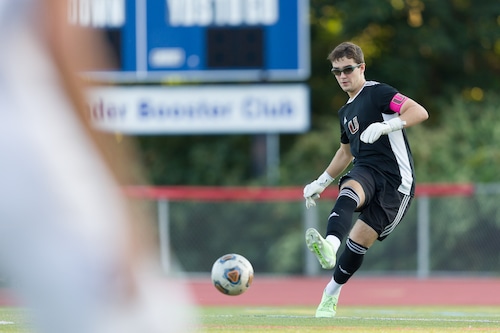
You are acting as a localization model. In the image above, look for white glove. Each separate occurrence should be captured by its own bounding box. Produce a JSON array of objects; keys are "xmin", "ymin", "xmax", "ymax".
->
[
  {"xmin": 360, "ymin": 117, "xmax": 406, "ymax": 144},
  {"xmin": 303, "ymin": 171, "xmax": 334, "ymax": 209}
]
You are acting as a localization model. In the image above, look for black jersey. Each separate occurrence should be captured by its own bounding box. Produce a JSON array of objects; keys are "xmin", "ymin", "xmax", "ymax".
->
[{"xmin": 338, "ymin": 81, "xmax": 415, "ymax": 196}]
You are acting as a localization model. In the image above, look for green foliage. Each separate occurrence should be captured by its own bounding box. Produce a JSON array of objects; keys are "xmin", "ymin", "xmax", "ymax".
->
[
  {"xmin": 136, "ymin": 135, "xmax": 255, "ymax": 185},
  {"xmin": 279, "ymin": 125, "xmax": 339, "ymax": 185},
  {"xmin": 409, "ymin": 93, "xmax": 500, "ymax": 182},
  {"xmin": 169, "ymin": 201, "xmax": 306, "ymax": 274},
  {"xmin": 429, "ymin": 196, "xmax": 500, "ymax": 271},
  {"xmin": 314, "ymin": 0, "xmax": 500, "ymax": 111}
]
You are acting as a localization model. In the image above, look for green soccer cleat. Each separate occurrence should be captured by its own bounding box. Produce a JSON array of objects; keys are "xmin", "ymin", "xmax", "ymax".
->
[
  {"xmin": 315, "ymin": 290, "xmax": 339, "ymax": 318},
  {"xmin": 316, "ymin": 291, "xmax": 340, "ymax": 318},
  {"xmin": 305, "ymin": 228, "xmax": 337, "ymax": 269}
]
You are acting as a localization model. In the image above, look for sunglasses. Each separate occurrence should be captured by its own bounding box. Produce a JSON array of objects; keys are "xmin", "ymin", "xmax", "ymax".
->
[{"xmin": 331, "ymin": 63, "xmax": 363, "ymax": 76}]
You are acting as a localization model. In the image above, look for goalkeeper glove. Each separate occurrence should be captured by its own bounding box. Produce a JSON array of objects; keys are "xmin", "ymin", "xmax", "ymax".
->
[
  {"xmin": 360, "ymin": 117, "xmax": 406, "ymax": 144},
  {"xmin": 303, "ymin": 171, "xmax": 334, "ymax": 209}
]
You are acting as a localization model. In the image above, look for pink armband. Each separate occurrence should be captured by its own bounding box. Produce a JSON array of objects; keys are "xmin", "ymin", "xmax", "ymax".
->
[{"xmin": 389, "ymin": 93, "xmax": 408, "ymax": 114}]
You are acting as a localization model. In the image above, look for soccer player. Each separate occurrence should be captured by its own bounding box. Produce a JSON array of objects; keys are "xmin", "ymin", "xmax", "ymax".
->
[{"xmin": 303, "ymin": 42, "xmax": 429, "ymax": 317}]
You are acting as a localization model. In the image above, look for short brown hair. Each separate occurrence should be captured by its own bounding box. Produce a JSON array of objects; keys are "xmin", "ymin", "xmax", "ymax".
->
[{"xmin": 327, "ymin": 42, "xmax": 365, "ymax": 64}]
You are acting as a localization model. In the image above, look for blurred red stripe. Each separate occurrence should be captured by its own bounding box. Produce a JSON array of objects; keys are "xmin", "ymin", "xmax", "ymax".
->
[{"xmin": 124, "ymin": 183, "xmax": 474, "ymax": 201}]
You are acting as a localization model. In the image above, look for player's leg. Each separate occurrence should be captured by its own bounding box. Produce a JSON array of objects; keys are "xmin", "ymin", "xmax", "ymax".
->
[
  {"xmin": 315, "ymin": 220, "xmax": 377, "ymax": 317},
  {"xmin": 305, "ymin": 178, "xmax": 365, "ymax": 269},
  {"xmin": 307, "ymin": 182, "xmax": 364, "ymax": 318},
  {"xmin": 332, "ymin": 220, "xmax": 378, "ymax": 284},
  {"xmin": 311, "ymin": 168, "xmax": 376, "ymax": 317},
  {"xmin": 317, "ymin": 188, "xmax": 412, "ymax": 317}
]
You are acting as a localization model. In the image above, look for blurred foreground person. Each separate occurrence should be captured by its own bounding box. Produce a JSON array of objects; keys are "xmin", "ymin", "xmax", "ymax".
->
[
  {"xmin": 303, "ymin": 42, "xmax": 428, "ymax": 317},
  {"xmin": 0, "ymin": 1, "xmax": 197, "ymax": 332}
]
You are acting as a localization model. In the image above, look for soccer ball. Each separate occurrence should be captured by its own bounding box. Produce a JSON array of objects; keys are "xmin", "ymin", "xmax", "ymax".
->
[{"xmin": 211, "ymin": 253, "xmax": 254, "ymax": 296}]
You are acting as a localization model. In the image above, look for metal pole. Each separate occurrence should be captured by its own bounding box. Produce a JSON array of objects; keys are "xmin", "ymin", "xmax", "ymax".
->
[
  {"xmin": 304, "ymin": 205, "xmax": 319, "ymax": 276},
  {"xmin": 417, "ymin": 196, "xmax": 430, "ymax": 279},
  {"xmin": 158, "ymin": 199, "xmax": 171, "ymax": 274},
  {"xmin": 266, "ymin": 133, "xmax": 280, "ymax": 185}
]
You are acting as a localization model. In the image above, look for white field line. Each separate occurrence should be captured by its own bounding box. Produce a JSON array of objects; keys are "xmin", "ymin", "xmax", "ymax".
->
[
  {"xmin": 341, "ymin": 316, "xmax": 500, "ymax": 323},
  {"xmin": 208, "ymin": 314, "xmax": 500, "ymax": 323}
]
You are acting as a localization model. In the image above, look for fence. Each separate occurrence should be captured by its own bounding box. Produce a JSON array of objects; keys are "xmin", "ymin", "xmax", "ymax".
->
[{"xmin": 125, "ymin": 183, "xmax": 500, "ymax": 278}]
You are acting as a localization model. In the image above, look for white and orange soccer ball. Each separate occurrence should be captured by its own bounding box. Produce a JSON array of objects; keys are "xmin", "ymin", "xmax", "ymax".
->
[{"xmin": 211, "ymin": 253, "xmax": 254, "ymax": 296}]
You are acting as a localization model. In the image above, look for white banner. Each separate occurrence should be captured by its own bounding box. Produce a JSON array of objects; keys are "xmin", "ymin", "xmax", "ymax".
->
[{"xmin": 87, "ymin": 84, "xmax": 309, "ymax": 134}]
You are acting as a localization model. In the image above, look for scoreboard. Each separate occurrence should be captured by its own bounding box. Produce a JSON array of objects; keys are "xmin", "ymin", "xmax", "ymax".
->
[{"xmin": 74, "ymin": 0, "xmax": 310, "ymax": 82}]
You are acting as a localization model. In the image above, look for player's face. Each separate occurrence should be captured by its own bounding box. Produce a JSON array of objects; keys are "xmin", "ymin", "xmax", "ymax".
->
[{"xmin": 331, "ymin": 58, "xmax": 365, "ymax": 97}]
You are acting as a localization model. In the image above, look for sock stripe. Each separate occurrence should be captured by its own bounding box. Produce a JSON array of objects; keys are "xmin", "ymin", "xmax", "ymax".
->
[
  {"xmin": 338, "ymin": 187, "xmax": 360, "ymax": 207},
  {"xmin": 346, "ymin": 238, "xmax": 367, "ymax": 255}
]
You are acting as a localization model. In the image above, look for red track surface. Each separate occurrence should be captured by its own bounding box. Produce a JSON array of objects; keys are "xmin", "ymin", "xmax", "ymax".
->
[
  {"xmin": 188, "ymin": 276, "xmax": 500, "ymax": 306},
  {"xmin": 1, "ymin": 276, "xmax": 499, "ymax": 307}
]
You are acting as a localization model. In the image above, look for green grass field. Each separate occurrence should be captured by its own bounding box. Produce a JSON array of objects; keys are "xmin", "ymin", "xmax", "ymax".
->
[
  {"xmin": 199, "ymin": 305, "xmax": 500, "ymax": 332},
  {"xmin": 1, "ymin": 305, "xmax": 500, "ymax": 332},
  {"xmin": 0, "ymin": 307, "xmax": 30, "ymax": 333}
]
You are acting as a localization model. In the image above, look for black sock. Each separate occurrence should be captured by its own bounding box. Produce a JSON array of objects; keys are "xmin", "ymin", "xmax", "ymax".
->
[
  {"xmin": 333, "ymin": 238, "xmax": 367, "ymax": 284},
  {"xmin": 326, "ymin": 187, "xmax": 359, "ymax": 240}
]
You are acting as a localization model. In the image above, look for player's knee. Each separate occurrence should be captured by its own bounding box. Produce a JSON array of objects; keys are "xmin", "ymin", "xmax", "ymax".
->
[
  {"xmin": 340, "ymin": 181, "xmax": 365, "ymax": 203},
  {"xmin": 337, "ymin": 186, "xmax": 360, "ymax": 208},
  {"xmin": 326, "ymin": 187, "xmax": 360, "ymax": 240}
]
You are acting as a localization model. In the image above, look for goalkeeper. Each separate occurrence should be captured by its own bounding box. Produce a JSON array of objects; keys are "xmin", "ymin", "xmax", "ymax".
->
[{"xmin": 303, "ymin": 42, "xmax": 428, "ymax": 318}]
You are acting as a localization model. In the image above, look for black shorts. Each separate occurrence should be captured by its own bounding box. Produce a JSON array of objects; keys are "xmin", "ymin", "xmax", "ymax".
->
[{"xmin": 339, "ymin": 166, "xmax": 413, "ymax": 241}]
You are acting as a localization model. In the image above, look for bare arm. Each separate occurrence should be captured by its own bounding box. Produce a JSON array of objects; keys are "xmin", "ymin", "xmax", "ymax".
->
[
  {"xmin": 325, "ymin": 143, "xmax": 353, "ymax": 179},
  {"xmin": 399, "ymin": 98, "xmax": 429, "ymax": 127}
]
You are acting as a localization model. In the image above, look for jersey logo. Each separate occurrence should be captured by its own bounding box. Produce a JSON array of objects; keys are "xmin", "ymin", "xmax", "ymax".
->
[{"xmin": 347, "ymin": 116, "xmax": 359, "ymax": 135}]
